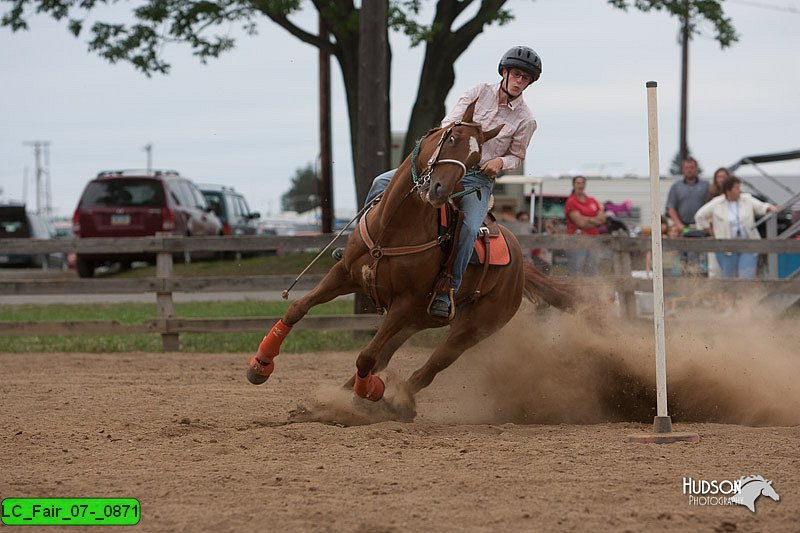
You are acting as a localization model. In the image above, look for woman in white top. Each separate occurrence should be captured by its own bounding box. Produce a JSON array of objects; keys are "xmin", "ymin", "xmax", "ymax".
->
[{"xmin": 694, "ymin": 176, "xmax": 777, "ymax": 279}]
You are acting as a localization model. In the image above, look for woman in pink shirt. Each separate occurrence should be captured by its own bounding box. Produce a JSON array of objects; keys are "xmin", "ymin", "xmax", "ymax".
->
[{"xmin": 564, "ymin": 175, "xmax": 605, "ymax": 275}]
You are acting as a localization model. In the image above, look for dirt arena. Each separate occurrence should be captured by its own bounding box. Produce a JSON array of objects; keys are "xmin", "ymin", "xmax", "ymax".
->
[{"xmin": 2, "ymin": 305, "xmax": 799, "ymax": 532}]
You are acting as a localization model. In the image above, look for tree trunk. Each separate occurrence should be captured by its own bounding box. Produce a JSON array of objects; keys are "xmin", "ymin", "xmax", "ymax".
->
[
  {"xmin": 403, "ymin": 46, "xmax": 457, "ymax": 156},
  {"xmin": 402, "ymin": 0, "xmax": 508, "ymax": 156}
]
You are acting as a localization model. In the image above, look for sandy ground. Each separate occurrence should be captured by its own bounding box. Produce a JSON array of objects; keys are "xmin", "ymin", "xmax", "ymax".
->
[{"xmin": 2, "ymin": 302, "xmax": 800, "ymax": 532}]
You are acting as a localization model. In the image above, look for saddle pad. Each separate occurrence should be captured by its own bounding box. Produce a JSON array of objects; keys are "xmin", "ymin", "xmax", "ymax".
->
[{"xmin": 470, "ymin": 230, "xmax": 511, "ymax": 266}]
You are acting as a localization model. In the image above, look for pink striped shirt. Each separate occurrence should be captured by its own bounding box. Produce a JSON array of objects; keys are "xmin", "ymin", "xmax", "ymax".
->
[{"xmin": 441, "ymin": 82, "xmax": 537, "ymax": 172}]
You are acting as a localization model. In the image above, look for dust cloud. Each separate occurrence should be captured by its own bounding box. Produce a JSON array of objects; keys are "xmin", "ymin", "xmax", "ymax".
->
[{"xmin": 467, "ymin": 295, "xmax": 800, "ymax": 427}]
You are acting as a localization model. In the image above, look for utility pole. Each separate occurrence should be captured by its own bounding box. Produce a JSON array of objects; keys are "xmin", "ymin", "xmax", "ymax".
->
[
  {"xmin": 318, "ymin": 16, "xmax": 334, "ymax": 234},
  {"xmin": 143, "ymin": 143, "xmax": 153, "ymax": 174},
  {"xmin": 23, "ymin": 140, "xmax": 51, "ymax": 215},
  {"xmin": 679, "ymin": 0, "xmax": 690, "ymax": 164}
]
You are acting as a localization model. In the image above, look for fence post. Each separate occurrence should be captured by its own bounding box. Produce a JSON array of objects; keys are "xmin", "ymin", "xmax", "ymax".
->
[
  {"xmin": 767, "ymin": 216, "xmax": 778, "ymax": 279},
  {"xmin": 155, "ymin": 233, "xmax": 180, "ymax": 351},
  {"xmin": 613, "ymin": 248, "xmax": 637, "ymax": 318}
]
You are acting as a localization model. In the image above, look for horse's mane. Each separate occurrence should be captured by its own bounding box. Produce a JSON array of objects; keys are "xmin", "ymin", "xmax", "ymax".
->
[{"xmin": 739, "ymin": 475, "xmax": 768, "ymax": 486}]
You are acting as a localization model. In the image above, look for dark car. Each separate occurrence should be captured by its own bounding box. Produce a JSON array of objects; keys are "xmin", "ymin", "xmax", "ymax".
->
[
  {"xmin": 72, "ymin": 169, "xmax": 223, "ymax": 277},
  {"xmin": 0, "ymin": 203, "xmax": 66, "ymax": 269},
  {"xmin": 200, "ymin": 185, "xmax": 260, "ymax": 236}
]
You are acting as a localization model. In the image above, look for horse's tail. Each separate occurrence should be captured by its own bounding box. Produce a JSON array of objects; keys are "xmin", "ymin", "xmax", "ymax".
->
[{"xmin": 522, "ymin": 261, "xmax": 579, "ymax": 312}]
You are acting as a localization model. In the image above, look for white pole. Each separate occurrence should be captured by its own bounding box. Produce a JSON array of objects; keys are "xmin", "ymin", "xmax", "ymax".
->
[{"xmin": 646, "ymin": 81, "xmax": 669, "ymax": 422}]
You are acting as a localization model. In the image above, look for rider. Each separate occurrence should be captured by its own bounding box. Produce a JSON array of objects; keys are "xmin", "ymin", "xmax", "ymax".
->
[{"xmin": 335, "ymin": 46, "xmax": 541, "ymax": 319}]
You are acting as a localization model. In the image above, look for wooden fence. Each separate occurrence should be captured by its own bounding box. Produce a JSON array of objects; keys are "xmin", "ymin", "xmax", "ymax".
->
[{"xmin": 2, "ymin": 233, "xmax": 799, "ymax": 350}]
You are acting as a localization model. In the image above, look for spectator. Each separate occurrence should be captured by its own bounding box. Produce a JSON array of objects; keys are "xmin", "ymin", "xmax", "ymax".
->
[
  {"xmin": 515, "ymin": 210, "xmax": 530, "ymax": 223},
  {"xmin": 706, "ymin": 166, "xmax": 731, "ymax": 278},
  {"xmin": 496, "ymin": 204, "xmax": 517, "ymax": 222},
  {"xmin": 694, "ymin": 175, "xmax": 777, "ymax": 279},
  {"xmin": 706, "ymin": 166, "xmax": 730, "ymax": 201},
  {"xmin": 666, "ymin": 157, "xmax": 710, "ymax": 232},
  {"xmin": 564, "ymin": 175, "xmax": 605, "ymax": 275}
]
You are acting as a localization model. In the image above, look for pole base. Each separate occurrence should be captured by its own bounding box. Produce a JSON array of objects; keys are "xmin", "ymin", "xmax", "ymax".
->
[
  {"xmin": 653, "ymin": 415, "xmax": 673, "ymax": 433},
  {"xmin": 628, "ymin": 416, "xmax": 700, "ymax": 444}
]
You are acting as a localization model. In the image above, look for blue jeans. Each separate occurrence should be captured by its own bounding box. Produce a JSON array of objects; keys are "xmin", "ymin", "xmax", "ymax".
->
[
  {"xmin": 364, "ymin": 168, "xmax": 493, "ymax": 294},
  {"xmin": 716, "ymin": 252, "xmax": 758, "ymax": 279},
  {"xmin": 365, "ymin": 169, "xmax": 397, "ymax": 206}
]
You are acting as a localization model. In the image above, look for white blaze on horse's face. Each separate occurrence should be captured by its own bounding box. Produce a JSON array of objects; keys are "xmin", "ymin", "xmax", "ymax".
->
[{"xmin": 469, "ymin": 136, "xmax": 479, "ymax": 160}]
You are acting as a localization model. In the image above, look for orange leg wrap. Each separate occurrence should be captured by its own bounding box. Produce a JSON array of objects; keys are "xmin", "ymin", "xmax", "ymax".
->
[
  {"xmin": 248, "ymin": 320, "xmax": 293, "ymax": 380},
  {"xmin": 353, "ymin": 372, "xmax": 385, "ymax": 401},
  {"xmin": 257, "ymin": 320, "xmax": 293, "ymax": 359}
]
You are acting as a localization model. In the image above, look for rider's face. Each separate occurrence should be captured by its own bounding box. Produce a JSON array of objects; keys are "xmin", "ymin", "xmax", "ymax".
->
[{"xmin": 501, "ymin": 68, "xmax": 532, "ymax": 97}]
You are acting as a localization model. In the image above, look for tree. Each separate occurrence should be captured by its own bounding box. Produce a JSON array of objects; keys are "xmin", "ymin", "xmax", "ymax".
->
[
  {"xmin": 281, "ymin": 163, "xmax": 319, "ymax": 213},
  {"xmin": 607, "ymin": 0, "xmax": 737, "ymax": 48},
  {"xmin": 3, "ymin": 1, "xmax": 737, "ymax": 196},
  {"xmin": 1, "ymin": 0, "xmax": 513, "ymax": 201},
  {"xmin": 610, "ymin": 1, "xmax": 737, "ymax": 175}
]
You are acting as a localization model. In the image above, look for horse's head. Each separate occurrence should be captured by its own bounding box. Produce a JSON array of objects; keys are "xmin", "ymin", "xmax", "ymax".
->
[
  {"xmin": 417, "ymin": 100, "xmax": 503, "ymax": 207},
  {"xmin": 761, "ymin": 480, "xmax": 780, "ymax": 502}
]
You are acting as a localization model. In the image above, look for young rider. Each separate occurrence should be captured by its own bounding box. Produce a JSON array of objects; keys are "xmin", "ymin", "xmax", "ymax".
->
[{"xmin": 336, "ymin": 46, "xmax": 541, "ymax": 319}]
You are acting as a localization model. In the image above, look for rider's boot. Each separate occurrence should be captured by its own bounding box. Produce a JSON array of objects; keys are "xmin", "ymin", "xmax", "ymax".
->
[{"xmin": 429, "ymin": 294, "xmax": 452, "ymax": 319}]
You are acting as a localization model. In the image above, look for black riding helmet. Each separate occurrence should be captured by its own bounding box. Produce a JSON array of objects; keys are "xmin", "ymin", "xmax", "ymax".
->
[{"xmin": 498, "ymin": 46, "xmax": 542, "ymax": 83}]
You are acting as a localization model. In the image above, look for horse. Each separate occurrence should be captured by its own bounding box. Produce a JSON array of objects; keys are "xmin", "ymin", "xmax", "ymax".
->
[
  {"xmin": 246, "ymin": 100, "xmax": 577, "ymax": 416},
  {"xmin": 731, "ymin": 475, "xmax": 780, "ymax": 513}
]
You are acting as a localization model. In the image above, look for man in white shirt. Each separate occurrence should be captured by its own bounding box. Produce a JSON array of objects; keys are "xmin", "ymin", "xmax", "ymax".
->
[{"xmin": 336, "ymin": 46, "xmax": 541, "ymax": 318}]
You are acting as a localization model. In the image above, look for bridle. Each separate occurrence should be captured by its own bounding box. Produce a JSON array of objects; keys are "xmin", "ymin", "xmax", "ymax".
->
[{"xmin": 410, "ymin": 122, "xmax": 480, "ymax": 191}]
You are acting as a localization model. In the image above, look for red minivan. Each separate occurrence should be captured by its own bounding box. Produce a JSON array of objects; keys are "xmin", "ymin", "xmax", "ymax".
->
[{"xmin": 72, "ymin": 170, "xmax": 223, "ymax": 277}]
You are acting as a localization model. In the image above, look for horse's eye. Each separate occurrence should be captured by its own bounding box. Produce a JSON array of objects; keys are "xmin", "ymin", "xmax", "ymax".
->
[{"xmin": 449, "ymin": 136, "xmax": 455, "ymax": 145}]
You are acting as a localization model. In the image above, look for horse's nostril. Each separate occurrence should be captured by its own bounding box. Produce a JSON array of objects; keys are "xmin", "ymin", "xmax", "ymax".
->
[{"xmin": 433, "ymin": 183, "xmax": 443, "ymax": 196}]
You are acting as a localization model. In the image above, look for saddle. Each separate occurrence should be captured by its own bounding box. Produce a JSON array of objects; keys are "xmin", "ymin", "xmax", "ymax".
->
[
  {"xmin": 437, "ymin": 208, "xmax": 511, "ymax": 267},
  {"xmin": 469, "ymin": 215, "xmax": 512, "ymax": 267}
]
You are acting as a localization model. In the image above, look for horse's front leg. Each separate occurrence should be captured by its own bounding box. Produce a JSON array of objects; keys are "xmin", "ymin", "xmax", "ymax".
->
[
  {"xmin": 247, "ymin": 263, "xmax": 358, "ymax": 385},
  {"xmin": 342, "ymin": 325, "xmax": 419, "ymax": 390},
  {"xmin": 352, "ymin": 301, "xmax": 416, "ymax": 401}
]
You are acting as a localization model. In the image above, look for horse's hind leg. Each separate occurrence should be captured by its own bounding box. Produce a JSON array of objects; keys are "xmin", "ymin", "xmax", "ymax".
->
[{"xmin": 247, "ymin": 263, "xmax": 358, "ymax": 385}]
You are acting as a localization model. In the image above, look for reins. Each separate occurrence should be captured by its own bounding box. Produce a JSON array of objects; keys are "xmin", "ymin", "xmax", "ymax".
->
[{"xmin": 410, "ymin": 122, "xmax": 480, "ymax": 194}]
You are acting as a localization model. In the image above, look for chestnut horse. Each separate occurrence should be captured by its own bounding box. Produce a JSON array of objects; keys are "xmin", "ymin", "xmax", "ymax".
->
[{"xmin": 247, "ymin": 100, "xmax": 576, "ymax": 409}]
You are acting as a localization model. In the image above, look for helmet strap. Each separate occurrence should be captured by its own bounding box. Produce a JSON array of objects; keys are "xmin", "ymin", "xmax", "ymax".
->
[{"xmin": 499, "ymin": 71, "xmax": 520, "ymax": 102}]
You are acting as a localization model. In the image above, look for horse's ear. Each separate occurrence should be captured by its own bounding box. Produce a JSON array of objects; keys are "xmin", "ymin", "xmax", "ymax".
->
[
  {"xmin": 461, "ymin": 99, "xmax": 478, "ymax": 123},
  {"xmin": 482, "ymin": 124, "xmax": 504, "ymax": 142}
]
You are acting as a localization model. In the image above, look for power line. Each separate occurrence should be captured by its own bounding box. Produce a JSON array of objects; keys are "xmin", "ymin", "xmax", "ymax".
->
[{"xmin": 728, "ymin": 0, "xmax": 800, "ymax": 14}]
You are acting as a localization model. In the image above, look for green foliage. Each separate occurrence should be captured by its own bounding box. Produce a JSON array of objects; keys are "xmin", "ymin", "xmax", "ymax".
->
[
  {"xmin": 281, "ymin": 163, "xmax": 319, "ymax": 214},
  {"xmin": 669, "ymin": 147, "xmax": 703, "ymax": 176},
  {"xmin": 607, "ymin": 0, "xmax": 738, "ymax": 48}
]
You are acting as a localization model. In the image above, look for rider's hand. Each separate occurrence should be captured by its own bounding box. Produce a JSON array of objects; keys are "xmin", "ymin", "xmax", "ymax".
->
[{"xmin": 480, "ymin": 157, "xmax": 503, "ymax": 178}]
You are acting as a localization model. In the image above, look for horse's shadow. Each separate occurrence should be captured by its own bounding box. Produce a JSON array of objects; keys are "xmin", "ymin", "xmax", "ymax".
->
[{"xmin": 288, "ymin": 374, "xmax": 417, "ymax": 426}]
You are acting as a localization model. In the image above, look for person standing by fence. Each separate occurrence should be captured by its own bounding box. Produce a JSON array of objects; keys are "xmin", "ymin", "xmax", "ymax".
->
[
  {"xmin": 564, "ymin": 175, "xmax": 605, "ymax": 275},
  {"xmin": 694, "ymin": 175, "xmax": 777, "ymax": 279},
  {"xmin": 666, "ymin": 157, "xmax": 709, "ymax": 233},
  {"xmin": 705, "ymin": 166, "xmax": 732, "ymax": 278}
]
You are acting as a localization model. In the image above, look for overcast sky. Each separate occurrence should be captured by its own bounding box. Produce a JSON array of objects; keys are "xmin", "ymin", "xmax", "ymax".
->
[{"xmin": 1, "ymin": 0, "xmax": 798, "ymax": 218}]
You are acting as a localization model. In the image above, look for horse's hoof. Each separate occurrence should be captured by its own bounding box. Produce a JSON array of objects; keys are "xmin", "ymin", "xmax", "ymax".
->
[
  {"xmin": 354, "ymin": 372, "xmax": 385, "ymax": 401},
  {"xmin": 247, "ymin": 355, "xmax": 274, "ymax": 385}
]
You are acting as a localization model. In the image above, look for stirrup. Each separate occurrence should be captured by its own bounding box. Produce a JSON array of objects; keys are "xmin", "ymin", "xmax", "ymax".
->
[{"xmin": 427, "ymin": 290, "xmax": 455, "ymax": 320}]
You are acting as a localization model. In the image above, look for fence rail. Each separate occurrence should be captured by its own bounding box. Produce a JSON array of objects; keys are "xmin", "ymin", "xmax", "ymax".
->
[{"xmin": 2, "ymin": 234, "xmax": 799, "ymax": 350}]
